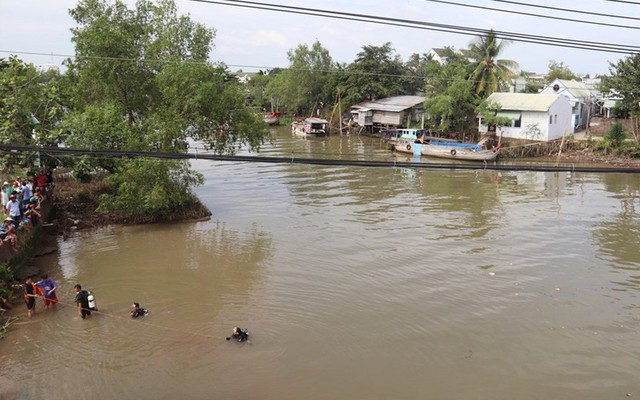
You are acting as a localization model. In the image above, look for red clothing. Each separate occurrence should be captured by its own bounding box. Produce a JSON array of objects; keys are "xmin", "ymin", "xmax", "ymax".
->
[{"xmin": 36, "ymin": 174, "xmax": 47, "ymax": 188}]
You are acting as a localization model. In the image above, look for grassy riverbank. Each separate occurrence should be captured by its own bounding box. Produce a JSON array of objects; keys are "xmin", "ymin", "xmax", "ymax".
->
[{"xmin": 52, "ymin": 176, "xmax": 212, "ymax": 237}]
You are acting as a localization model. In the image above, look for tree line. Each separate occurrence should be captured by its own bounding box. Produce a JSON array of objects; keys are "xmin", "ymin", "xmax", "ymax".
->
[{"xmin": 1, "ymin": 0, "xmax": 639, "ymax": 219}]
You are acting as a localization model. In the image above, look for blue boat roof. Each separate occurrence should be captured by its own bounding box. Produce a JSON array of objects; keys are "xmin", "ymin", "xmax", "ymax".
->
[{"xmin": 431, "ymin": 141, "xmax": 482, "ymax": 151}]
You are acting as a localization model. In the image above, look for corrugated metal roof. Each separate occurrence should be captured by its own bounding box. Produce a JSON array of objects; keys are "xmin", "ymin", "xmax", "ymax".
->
[
  {"xmin": 352, "ymin": 96, "xmax": 425, "ymax": 113},
  {"xmin": 487, "ymin": 93, "xmax": 561, "ymax": 112},
  {"xmin": 557, "ymin": 79, "xmax": 591, "ymax": 99},
  {"xmin": 305, "ymin": 118, "xmax": 329, "ymax": 123}
]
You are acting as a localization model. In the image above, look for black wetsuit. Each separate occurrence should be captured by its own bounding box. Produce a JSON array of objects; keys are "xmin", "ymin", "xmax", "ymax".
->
[
  {"xmin": 131, "ymin": 308, "xmax": 147, "ymax": 318},
  {"xmin": 233, "ymin": 328, "xmax": 249, "ymax": 342},
  {"xmin": 75, "ymin": 290, "xmax": 91, "ymax": 319},
  {"xmin": 24, "ymin": 283, "xmax": 35, "ymax": 310}
]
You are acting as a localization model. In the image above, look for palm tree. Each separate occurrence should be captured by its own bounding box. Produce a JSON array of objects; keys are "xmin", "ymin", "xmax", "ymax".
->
[{"xmin": 468, "ymin": 29, "xmax": 519, "ymax": 98}]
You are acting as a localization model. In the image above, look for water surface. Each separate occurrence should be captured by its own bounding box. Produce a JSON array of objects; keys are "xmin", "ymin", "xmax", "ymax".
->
[{"xmin": 1, "ymin": 128, "xmax": 639, "ymax": 399}]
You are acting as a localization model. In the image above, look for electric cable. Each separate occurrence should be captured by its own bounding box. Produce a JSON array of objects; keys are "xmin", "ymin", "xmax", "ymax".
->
[
  {"xmin": 422, "ymin": 0, "xmax": 640, "ymax": 30},
  {"xmin": 486, "ymin": 0, "xmax": 640, "ymax": 21},
  {"xmin": 1, "ymin": 144, "xmax": 639, "ymax": 174},
  {"xmin": 188, "ymin": 0, "xmax": 640, "ymax": 53}
]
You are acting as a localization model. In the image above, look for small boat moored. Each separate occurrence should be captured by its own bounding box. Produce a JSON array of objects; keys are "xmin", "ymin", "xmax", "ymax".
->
[
  {"xmin": 392, "ymin": 136, "xmax": 502, "ymax": 162},
  {"xmin": 263, "ymin": 112, "xmax": 281, "ymax": 126},
  {"xmin": 292, "ymin": 117, "xmax": 329, "ymax": 136}
]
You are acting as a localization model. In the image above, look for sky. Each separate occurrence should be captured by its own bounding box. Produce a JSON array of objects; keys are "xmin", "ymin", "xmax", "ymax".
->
[{"xmin": 1, "ymin": 0, "xmax": 638, "ymax": 76}]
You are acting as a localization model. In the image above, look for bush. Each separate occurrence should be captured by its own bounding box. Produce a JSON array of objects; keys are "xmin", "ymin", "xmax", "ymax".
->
[
  {"xmin": 606, "ymin": 123, "xmax": 626, "ymax": 147},
  {"xmin": 0, "ymin": 264, "xmax": 14, "ymax": 302}
]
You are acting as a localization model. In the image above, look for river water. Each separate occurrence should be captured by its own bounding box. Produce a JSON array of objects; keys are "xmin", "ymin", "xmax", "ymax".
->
[{"xmin": 1, "ymin": 127, "xmax": 639, "ymax": 399}]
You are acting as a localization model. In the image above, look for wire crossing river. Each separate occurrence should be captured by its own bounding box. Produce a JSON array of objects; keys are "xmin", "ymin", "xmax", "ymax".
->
[{"xmin": 1, "ymin": 128, "xmax": 640, "ymax": 399}]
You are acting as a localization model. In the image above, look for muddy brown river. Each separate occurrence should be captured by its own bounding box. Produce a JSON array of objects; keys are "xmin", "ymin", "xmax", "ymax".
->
[{"xmin": 1, "ymin": 127, "xmax": 639, "ymax": 399}]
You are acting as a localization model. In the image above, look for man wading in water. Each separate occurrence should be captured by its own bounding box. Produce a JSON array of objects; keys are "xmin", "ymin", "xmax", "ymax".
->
[{"xmin": 74, "ymin": 284, "xmax": 91, "ymax": 319}]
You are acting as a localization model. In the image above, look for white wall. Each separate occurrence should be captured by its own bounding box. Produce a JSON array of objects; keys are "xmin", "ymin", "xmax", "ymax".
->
[
  {"xmin": 548, "ymin": 98, "xmax": 574, "ymax": 139},
  {"xmin": 479, "ymin": 98, "xmax": 574, "ymax": 141},
  {"xmin": 494, "ymin": 111, "xmax": 550, "ymax": 141}
]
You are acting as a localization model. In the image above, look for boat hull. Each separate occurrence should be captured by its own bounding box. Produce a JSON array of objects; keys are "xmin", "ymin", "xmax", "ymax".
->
[
  {"xmin": 392, "ymin": 139, "xmax": 500, "ymax": 161},
  {"xmin": 421, "ymin": 145, "xmax": 500, "ymax": 161}
]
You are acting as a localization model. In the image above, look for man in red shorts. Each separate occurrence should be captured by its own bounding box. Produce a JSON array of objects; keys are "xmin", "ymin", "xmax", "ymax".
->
[{"xmin": 36, "ymin": 274, "xmax": 58, "ymax": 310}]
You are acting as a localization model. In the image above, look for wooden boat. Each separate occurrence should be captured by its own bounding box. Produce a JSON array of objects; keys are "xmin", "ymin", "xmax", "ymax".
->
[
  {"xmin": 421, "ymin": 141, "xmax": 502, "ymax": 161},
  {"xmin": 263, "ymin": 112, "xmax": 281, "ymax": 126},
  {"xmin": 382, "ymin": 129, "xmax": 428, "ymax": 146},
  {"xmin": 292, "ymin": 118, "xmax": 329, "ymax": 136},
  {"xmin": 392, "ymin": 137, "xmax": 502, "ymax": 161}
]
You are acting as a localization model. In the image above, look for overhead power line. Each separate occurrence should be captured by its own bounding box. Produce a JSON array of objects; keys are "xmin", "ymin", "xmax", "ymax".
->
[
  {"xmin": 2, "ymin": 144, "xmax": 640, "ymax": 174},
  {"xmin": 423, "ymin": 0, "xmax": 640, "ymax": 29},
  {"xmin": 487, "ymin": 0, "xmax": 640, "ymax": 21},
  {"xmin": 601, "ymin": 0, "xmax": 640, "ymax": 5},
  {"xmin": 190, "ymin": 0, "xmax": 640, "ymax": 54}
]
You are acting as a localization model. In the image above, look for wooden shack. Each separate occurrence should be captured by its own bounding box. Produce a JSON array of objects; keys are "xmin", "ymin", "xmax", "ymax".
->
[{"xmin": 349, "ymin": 95, "xmax": 426, "ymax": 132}]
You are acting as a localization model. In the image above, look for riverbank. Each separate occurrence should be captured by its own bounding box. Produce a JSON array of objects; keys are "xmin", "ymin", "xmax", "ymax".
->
[{"xmin": 51, "ymin": 176, "xmax": 212, "ymax": 237}]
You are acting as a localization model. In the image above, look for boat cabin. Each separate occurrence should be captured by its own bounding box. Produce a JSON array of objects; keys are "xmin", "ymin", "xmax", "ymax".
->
[{"xmin": 303, "ymin": 118, "xmax": 329, "ymax": 135}]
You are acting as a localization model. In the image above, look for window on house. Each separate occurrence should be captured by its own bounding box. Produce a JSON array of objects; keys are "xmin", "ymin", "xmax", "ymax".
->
[
  {"xmin": 514, "ymin": 117, "xmax": 521, "ymax": 128},
  {"xmin": 554, "ymin": 114, "xmax": 558, "ymax": 124},
  {"xmin": 549, "ymin": 115, "xmax": 553, "ymax": 124}
]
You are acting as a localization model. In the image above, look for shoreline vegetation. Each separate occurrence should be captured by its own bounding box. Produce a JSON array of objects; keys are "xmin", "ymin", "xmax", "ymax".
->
[{"xmin": 51, "ymin": 177, "xmax": 212, "ymax": 237}]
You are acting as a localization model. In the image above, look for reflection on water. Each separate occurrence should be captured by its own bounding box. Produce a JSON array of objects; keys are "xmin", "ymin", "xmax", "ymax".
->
[{"xmin": 1, "ymin": 127, "xmax": 639, "ymax": 400}]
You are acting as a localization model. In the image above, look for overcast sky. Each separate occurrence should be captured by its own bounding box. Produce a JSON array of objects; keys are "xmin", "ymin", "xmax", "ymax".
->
[{"xmin": 1, "ymin": 0, "xmax": 638, "ymax": 76}]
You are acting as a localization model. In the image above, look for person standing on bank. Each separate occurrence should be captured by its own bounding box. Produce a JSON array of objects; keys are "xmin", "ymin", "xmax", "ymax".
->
[
  {"xmin": 74, "ymin": 284, "xmax": 91, "ymax": 319},
  {"xmin": 24, "ymin": 277, "xmax": 37, "ymax": 318}
]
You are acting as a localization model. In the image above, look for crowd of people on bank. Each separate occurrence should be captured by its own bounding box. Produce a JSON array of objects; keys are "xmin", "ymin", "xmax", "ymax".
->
[{"xmin": 0, "ymin": 168, "xmax": 53, "ymax": 251}]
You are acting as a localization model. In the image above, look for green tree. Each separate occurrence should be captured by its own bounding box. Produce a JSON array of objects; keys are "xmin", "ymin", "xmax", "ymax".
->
[
  {"xmin": 423, "ymin": 49, "xmax": 478, "ymax": 133},
  {"xmin": 404, "ymin": 52, "xmax": 430, "ymax": 94},
  {"xmin": 603, "ymin": 54, "xmax": 640, "ymax": 143},
  {"xmin": 0, "ymin": 57, "xmax": 65, "ymax": 171},
  {"xmin": 425, "ymin": 72, "xmax": 479, "ymax": 133},
  {"xmin": 63, "ymin": 0, "xmax": 269, "ymax": 217},
  {"xmin": 476, "ymin": 100, "xmax": 513, "ymax": 134},
  {"xmin": 468, "ymin": 29, "xmax": 519, "ymax": 98},
  {"xmin": 546, "ymin": 60, "xmax": 580, "ymax": 82},
  {"xmin": 267, "ymin": 40, "xmax": 335, "ymax": 116},
  {"xmin": 343, "ymin": 43, "xmax": 408, "ymax": 105}
]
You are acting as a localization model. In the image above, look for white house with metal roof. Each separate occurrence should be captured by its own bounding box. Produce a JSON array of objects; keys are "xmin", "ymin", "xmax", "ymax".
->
[
  {"xmin": 350, "ymin": 95, "xmax": 425, "ymax": 131},
  {"xmin": 479, "ymin": 93, "xmax": 574, "ymax": 141},
  {"xmin": 540, "ymin": 79, "xmax": 592, "ymax": 129}
]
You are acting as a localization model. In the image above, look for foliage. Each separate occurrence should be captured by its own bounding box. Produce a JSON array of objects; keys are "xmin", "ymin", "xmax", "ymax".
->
[
  {"xmin": 98, "ymin": 158, "xmax": 203, "ymax": 217},
  {"xmin": 267, "ymin": 40, "xmax": 335, "ymax": 116},
  {"xmin": 0, "ymin": 264, "xmax": 14, "ymax": 302},
  {"xmin": 468, "ymin": 29, "xmax": 519, "ymax": 98},
  {"xmin": 425, "ymin": 72, "xmax": 479, "ymax": 133},
  {"xmin": 523, "ymin": 123, "xmax": 542, "ymax": 140},
  {"xmin": 0, "ymin": 57, "xmax": 66, "ymax": 170},
  {"xmin": 403, "ymin": 52, "xmax": 430, "ymax": 95},
  {"xmin": 606, "ymin": 123, "xmax": 626, "ymax": 147},
  {"xmin": 521, "ymin": 83, "xmax": 541, "ymax": 93},
  {"xmin": 476, "ymin": 100, "xmax": 512, "ymax": 129},
  {"xmin": 602, "ymin": 54, "xmax": 640, "ymax": 144},
  {"xmin": 546, "ymin": 60, "xmax": 580, "ymax": 83},
  {"xmin": 423, "ymin": 52, "xmax": 478, "ymax": 133},
  {"xmin": 60, "ymin": 0, "xmax": 269, "ymax": 219},
  {"xmin": 343, "ymin": 43, "xmax": 410, "ymax": 106},
  {"xmin": 245, "ymin": 73, "xmax": 274, "ymax": 111}
]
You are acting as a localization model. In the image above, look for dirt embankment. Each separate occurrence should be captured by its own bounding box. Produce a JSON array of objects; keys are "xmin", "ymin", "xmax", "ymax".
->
[
  {"xmin": 51, "ymin": 178, "xmax": 212, "ymax": 237},
  {"xmin": 550, "ymin": 147, "xmax": 640, "ymax": 168}
]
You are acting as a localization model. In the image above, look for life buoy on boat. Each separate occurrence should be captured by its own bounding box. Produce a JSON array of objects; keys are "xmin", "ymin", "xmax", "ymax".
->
[
  {"xmin": 450, "ymin": 149, "xmax": 457, "ymax": 156},
  {"xmin": 406, "ymin": 144, "xmax": 411, "ymax": 151}
]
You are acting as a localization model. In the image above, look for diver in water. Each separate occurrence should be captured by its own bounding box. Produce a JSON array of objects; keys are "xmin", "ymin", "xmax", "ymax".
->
[
  {"xmin": 226, "ymin": 327, "xmax": 249, "ymax": 342},
  {"xmin": 130, "ymin": 302, "xmax": 148, "ymax": 318}
]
